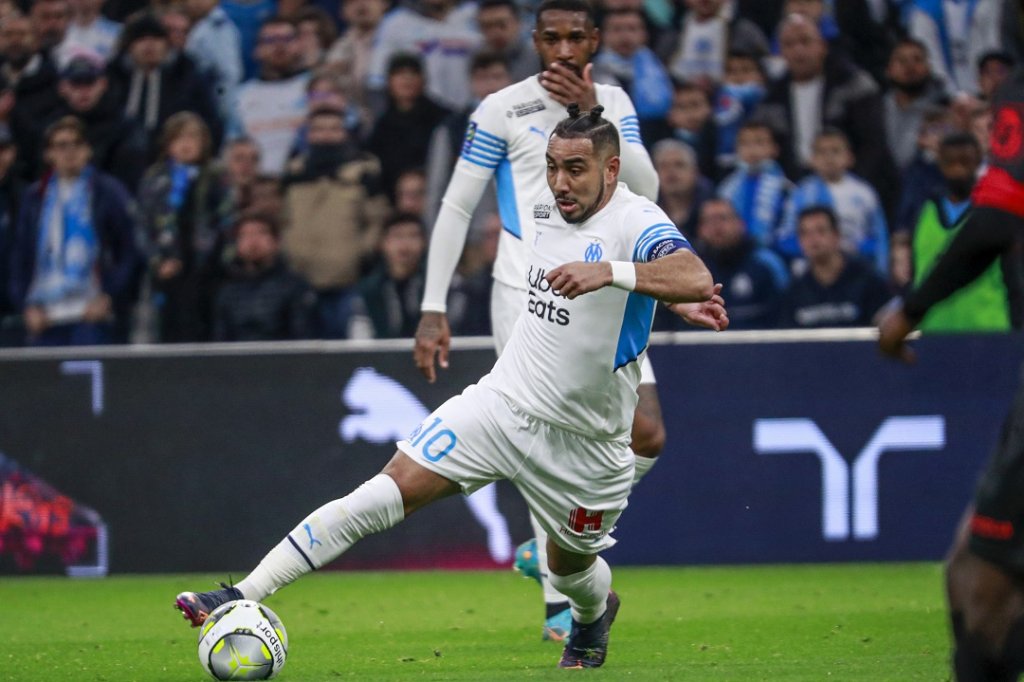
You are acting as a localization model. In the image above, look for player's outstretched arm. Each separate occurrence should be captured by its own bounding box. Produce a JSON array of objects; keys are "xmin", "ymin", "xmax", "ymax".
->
[
  {"xmin": 668, "ymin": 283, "xmax": 729, "ymax": 331},
  {"xmin": 545, "ymin": 251, "xmax": 714, "ymax": 303}
]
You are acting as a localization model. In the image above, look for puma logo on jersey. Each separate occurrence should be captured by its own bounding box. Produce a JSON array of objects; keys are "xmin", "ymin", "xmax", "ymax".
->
[{"xmin": 339, "ymin": 367, "xmax": 428, "ymax": 444}]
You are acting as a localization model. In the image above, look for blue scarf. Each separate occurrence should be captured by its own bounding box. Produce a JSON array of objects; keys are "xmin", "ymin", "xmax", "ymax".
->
[
  {"xmin": 168, "ymin": 162, "xmax": 198, "ymax": 211},
  {"xmin": 597, "ymin": 47, "xmax": 672, "ymax": 119},
  {"xmin": 26, "ymin": 167, "xmax": 98, "ymax": 306}
]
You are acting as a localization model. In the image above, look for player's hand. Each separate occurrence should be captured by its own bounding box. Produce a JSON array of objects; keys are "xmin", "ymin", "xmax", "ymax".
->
[
  {"xmin": 83, "ymin": 294, "xmax": 112, "ymax": 323},
  {"xmin": 669, "ymin": 283, "xmax": 729, "ymax": 331},
  {"xmin": 23, "ymin": 305, "xmax": 48, "ymax": 336},
  {"xmin": 877, "ymin": 307, "xmax": 916, "ymax": 364},
  {"xmin": 545, "ymin": 261, "xmax": 611, "ymax": 299},
  {"xmin": 413, "ymin": 311, "xmax": 452, "ymax": 383},
  {"xmin": 540, "ymin": 62, "xmax": 598, "ymax": 111}
]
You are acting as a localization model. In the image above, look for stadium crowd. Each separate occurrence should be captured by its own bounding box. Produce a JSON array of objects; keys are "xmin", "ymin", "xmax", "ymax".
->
[{"xmin": 0, "ymin": 0, "xmax": 1019, "ymax": 346}]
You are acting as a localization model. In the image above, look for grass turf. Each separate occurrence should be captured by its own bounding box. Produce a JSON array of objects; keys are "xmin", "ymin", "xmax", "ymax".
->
[{"xmin": 1, "ymin": 563, "xmax": 949, "ymax": 681}]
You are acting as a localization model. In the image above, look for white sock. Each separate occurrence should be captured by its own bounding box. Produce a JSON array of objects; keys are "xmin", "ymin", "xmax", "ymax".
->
[
  {"xmin": 529, "ymin": 512, "xmax": 569, "ymax": 606},
  {"xmin": 236, "ymin": 474, "xmax": 404, "ymax": 601},
  {"xmin": 547, "ymin": 556, "xmax": 612, "ymax": 625},
  {"xmin": 632, "ymin": 452, "xmax": 657, "ymax": 488}
]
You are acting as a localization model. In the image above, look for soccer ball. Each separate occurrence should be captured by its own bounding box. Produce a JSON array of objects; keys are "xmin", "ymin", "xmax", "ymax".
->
[{"xmin": 197, "ymin": 600, "xmax": 288, "ymax": 680}]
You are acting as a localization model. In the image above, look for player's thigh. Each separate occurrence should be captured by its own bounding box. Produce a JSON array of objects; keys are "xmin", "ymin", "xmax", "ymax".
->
[
  {"xmin": 512, "ymin": 424, "xmax": 634, "ymax": 555},
  {"xmin": 490, "ymin": 280, "xmax": 526, "ymax": 356},
  {"xmin": 396, "ymin": 383, "xmax": 525, "ymax": 494}
]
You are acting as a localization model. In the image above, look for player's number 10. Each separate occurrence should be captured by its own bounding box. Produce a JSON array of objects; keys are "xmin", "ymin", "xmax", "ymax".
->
[{"xmin": 410, "ymin": 417, "xmax": 458, "ymax": 462}]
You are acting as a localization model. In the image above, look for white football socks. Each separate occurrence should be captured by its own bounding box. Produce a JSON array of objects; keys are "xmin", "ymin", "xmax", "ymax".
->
[
  {"xmin": 236, "ymin": 474, "xmax": 405, "ymax": 602},
  {"xmin": 547, "ymin": 556, "xmax": 612, "ymax": 625}
]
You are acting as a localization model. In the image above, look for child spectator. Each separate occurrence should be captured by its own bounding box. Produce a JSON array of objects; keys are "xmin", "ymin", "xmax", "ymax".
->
[
  {"xmin": 349, "ymin": 212, "xmax": 427, "ymax": 339},
  {"xmin": 213, "ymin": 212, "xmax": 315, "ymax": 341},
  {"xmin": 717, "ymin": 118, "xmax": 792, "ymax": 247},
  {"xmin": 657, "ymin": 79, "xmax": 717, "ymax": 180},
  {"xmin": 137, "ymin": 111, "xmax": 235, "ymax": 342},
  {"xmin": 713, "ymin": 49, "xmax": 767, "ymax": 171},
  {"xmin": 667, "ymin": 0, "xmax": 769, "ymax": 90},
  {"xmin": 779, "ymin": 205, "xmax": 891, "ymax": 328},
  {"xmin": 780, "ymin": 128, "xmax": 888, "ymax": 275},
  {"xmin": 221, "ymin": 136, "xmax": 260, "ymax": 209}
]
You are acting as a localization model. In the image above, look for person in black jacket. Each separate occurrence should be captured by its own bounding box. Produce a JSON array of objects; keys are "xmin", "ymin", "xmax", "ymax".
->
[{"xmin": 213, "ymin": 212, "xmax": 314, "ymax": 341}]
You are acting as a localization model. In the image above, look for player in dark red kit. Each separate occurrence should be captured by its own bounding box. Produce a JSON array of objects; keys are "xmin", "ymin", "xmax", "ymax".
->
[{"xmin": 878, "ymin": 9, "xmax": 1024, "ymax": 677}]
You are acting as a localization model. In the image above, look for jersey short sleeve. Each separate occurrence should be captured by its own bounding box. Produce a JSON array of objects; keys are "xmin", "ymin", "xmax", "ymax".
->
[
  {"xmin": 629, "ymin": 215, "xmax": 693, "ymax": 264},
  {"xmin": 459, "ymin": 94, "xmax": 510, "ymax": 175}
]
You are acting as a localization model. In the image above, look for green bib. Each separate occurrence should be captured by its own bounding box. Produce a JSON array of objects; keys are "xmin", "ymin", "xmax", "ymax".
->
[{"xmin": 913, "ymin": 201, "xmax": 1010, "ymax": 333}]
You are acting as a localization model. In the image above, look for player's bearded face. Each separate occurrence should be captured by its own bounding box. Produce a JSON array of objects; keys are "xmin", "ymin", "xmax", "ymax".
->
[{"xmin": 546, "ymin": 136, "xmax": 615, "ymax": 224}]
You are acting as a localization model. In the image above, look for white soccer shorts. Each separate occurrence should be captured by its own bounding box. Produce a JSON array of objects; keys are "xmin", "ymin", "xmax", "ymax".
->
[{"xmin": 396, "ymin": 382, "xmax": 634, "ymax": 554}]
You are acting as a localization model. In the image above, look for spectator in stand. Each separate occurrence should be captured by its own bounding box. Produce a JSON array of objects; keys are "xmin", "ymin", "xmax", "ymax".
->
[
  {"xmin": 780, "ymin": 128, "xmax": 889, "ymax": 275},
  {"xmin": 977, "ymin": 49, "xmax": 1015, "ymax": 101},
  {"xmin": 908, "ymin": 0, "xmax": 1001, "ymax": 96},
  {"xmin": 713, "ymin": 49, "xmax": 767, "ymax": 172},
  {"xmin": 394, "ymin": 167, "xmax": 427, "ymax": 217},
  {"xmin": 108, "ymin": 13, "xmax": 222, "ymax": 159},
  {"xmin": 286, "ymin": 71, "xmax": 356, "ymax": 159},
  {"xmin": 883, "ymin": 37, "xmax": 950, "ymax": 174},
  {"xmin": 231, "ymin": 17, "xmax": 310, "ymax": 176},
  {"xmin": 476, "ymin": 0, "xmax": 538, "ymax": 83},
  {"xmin": 368, "ymin": 53, "xmax": 450, "ymax": 198},
  {"xmin": 655, "ymin": 79, "xmax": 717, "ymax": 180},
  {"xmin": 221, "ymin": 136, "xmax": 260, "ymax": 209},
  {"xmin": 8, "ymin": 116, "xmax": 139, "ymax": 346},
  {"xmin": 594, "ymin": 8, "xmax": 673, "ymax": 143},
  {"xmin": 367, "ymin": 0, "xmax": 480, "ymax": 114},
  {"xmin": 184, "ymin": 0, "xmax": 243, "ymax": 126},
  {"xmin": 446, "ymin": 210, "xmax": 498, "ymax": 336},
  {"xmin": 160, "ymin": 6, "xmax": 192, "ymax": 53},
  {"xmin": 63, "ymin": 0, "xmax": 120, "ymax": 63},
  {"xmin": 39, "ymin": 55, "xmax": 150, "ymax": 193},
  {"xmin": 423, "ymin": 50, "xmax": 508, "ymax": 226},
  {"xmin": 653, "ymin": 137, "xmax": 713, "ymax": 242},
  {"xmin": 221, "ymin": 0, "xmax": 274, "ymax": 82},
  {"xmin": 281, "ymin": 107, "xmax": 389, "ymax": 338},
  {"xmin": 694, "ymin": 197, "xmax": 789, "ymax": 329},
  {"xmin": 895, "ymin": 105, "xmax": 953, "ymax": 234},
  {"xmin": 248, "ymin": 174, "xmax": 283, "ymax": 215},
  {"xmin": 717, "ymin": 118, "xmax": 792, "ymax": 248},
  {"xmin": 779, "ymin": 205, "xmax": 891, "ymax": 328},
  {"xmin": 756, "ymin": 14, "xmax": 894, "ymax": 207},
  {"xmin": 3, "ymin": 13, "xmax": 62, "ymax": 143},
  {"xmin": 350, "ymin": 212, "xmax": 427, "ymax": 338},
  {"xmin": 907, "ymin": 132, "xmax": 1021, "ymax": 332},
  {"xmin": 30, "ymin": 0, "xmax": 71, "ymax": 66},
  {"xmin": 213, "ymin": 212, "xmax": 315, "ymax": 341},
  {"xmin": 138, "ymin": 112, "xmax": 235, "ymax": 342},
  {"xmin": 667, "ymin": 0, "xmax": 769, "ymax": 90},
  {"xmin": 295, "ymin": 7, "xmax": 336, "ymax": 72},
  {"xmin": 323, "ymin": 0, "xmax": 388, "ymax": 113},
  {"xmin": 0, "ymin": 128, "xmax": 22, "ymax": 345}
]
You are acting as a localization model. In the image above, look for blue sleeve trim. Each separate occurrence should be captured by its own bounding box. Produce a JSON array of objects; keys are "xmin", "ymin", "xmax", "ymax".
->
[{"xmin": 633, "ymin": 222, "xmax": 687, "ymax": 262}]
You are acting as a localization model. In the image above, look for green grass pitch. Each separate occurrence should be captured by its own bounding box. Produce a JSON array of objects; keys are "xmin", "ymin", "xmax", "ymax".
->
[{"xmin": 2, "ymin": 563, "xmax": 949, "ymax": 681}]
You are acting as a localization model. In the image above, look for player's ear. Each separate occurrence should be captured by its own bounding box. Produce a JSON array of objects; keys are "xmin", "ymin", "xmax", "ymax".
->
[{"xmin": 605, "ymin": 155, "xmax": 620, "ymax": 183}]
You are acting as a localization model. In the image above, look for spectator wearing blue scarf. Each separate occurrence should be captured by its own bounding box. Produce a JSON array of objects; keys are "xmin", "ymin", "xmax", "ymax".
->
[
  {"xmin": 137, "ymin": 112, "xmax": 235, "ymax": 342},
  {"xmin": 8, "ymin": 117, "xmax": 140, "ymax": 346}
]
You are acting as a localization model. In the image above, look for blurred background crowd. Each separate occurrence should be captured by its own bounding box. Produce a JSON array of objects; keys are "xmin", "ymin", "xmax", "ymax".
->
[{"xmin": 0, "ymin": 0, "xmax": 1019, "ymax": 346}]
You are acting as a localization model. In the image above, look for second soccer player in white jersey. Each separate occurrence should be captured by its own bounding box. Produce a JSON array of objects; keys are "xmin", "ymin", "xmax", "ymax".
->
[
  {"xmin": 413, "ymin": 0, "xmax": 726, "ymax": 640},
  {"xmin": 175, "ymin": 105, "xmax": 725, "ymax": 670}
]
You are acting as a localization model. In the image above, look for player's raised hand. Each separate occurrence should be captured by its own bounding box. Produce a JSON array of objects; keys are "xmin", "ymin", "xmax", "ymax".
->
[
  {"xmin": 413, "ymin": 312, "xmax": 451, "ymax": 383},
  {"xmin": 545, "ymin": 261, "xmax": 611, "ymax": 299},
  {"xmin": 877, "ymin": 307, "xmax": 916, "ymax": 364},
  {"xmin": 668, "ymin": 283, "xmax": 729, "ymax": 331},
  {"xmin": 540, "ymin": 62, "xmax": 598, "ymax": 111}
]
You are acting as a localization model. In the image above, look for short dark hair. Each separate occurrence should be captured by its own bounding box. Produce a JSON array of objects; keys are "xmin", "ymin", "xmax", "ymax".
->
[
  {"xmin": 814, "ymin": 125, "xmax": 850, "ymax": 148},
  {"xmin": 978, "ymin": 49, "xmax": 1015, "ymax": 71},
  {"xmin": 478, "ymin": 0, "xmax": 518, "ymax": 14},
  {"xmin": 673, "ymin": 78, "xmax": 711, "ymax": 102},
  {"xmin": 387, "ymin": 52, "xmax": 423, "ymax": 76},
  {"xmin": 307, "ymin": 107, "xmax": 346, "ymax": 125},
  {"xmin": 45, "ymin": 115, "xmax": 88, "ymax": 147},
  {"xmin": 234, "ymin": 211, "xmax": 281, "ymax": 239},
  {"xmin": 939, "ymin": 131, "xmax": 982, "ymax": 156},
  {"xmin": 726, "ymin": 48, "xmax": 767, "ymax": 78},
  {"xmin": 551, "ymin": 103, "xmax": 620, "ymax": 159},
  {"xmin": 384, "ymin": 211, "xmax": 425, "ymax": 234},
  {"xmin": 891, "ymin": 36, "xmax": 929, "ymax": 58},
  {"xmin": 738, "ymin": 117, "xmax": 777, "ymax": 143},
  {"xmin": 602, "ymin": 7, "xmax": 644, "ymax": 23},
  {"xmin": 535, "ymin": 0, "xmax": 595, "ymax": 28},
  {"xmin": 470, "ymin": 50, "xmax": 509, "ymax": 74},
  {"xmin": 797, "ymin": 205, "xmax": 839, "ymax": 233}
]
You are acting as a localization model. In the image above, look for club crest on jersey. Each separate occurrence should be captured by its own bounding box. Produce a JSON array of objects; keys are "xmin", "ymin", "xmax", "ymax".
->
[
  {"xmin": 533, "ymin": 203, "xmax": 551, "ymax": 219},
  {"xmin": 508, "ymin": 99, "xmax": 546, "ymax": 118},
  {"xmin": 584, "ymin": 240, "xmax": 603, "ymax": 263},
  {"xmin": 461, "ymin": 122, "xmax": 478, "ymax": 155}
]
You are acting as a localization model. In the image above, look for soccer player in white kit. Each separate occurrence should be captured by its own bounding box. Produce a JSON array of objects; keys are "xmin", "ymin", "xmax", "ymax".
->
[
  {"xmin": 175, "ymin": 106, "xmax": 723, "ymax": 669},
  {"xmin": 413, "ymin": 0, "xmax": 725, "ymax": 640}
]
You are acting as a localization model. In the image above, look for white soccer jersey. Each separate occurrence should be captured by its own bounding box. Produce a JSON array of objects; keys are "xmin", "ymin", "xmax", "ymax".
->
[
  {"xmin": 479, "ymin": 183, "xmax": 689, "ymax": 440},
  {"xmin": 458, "ymin": 75, "xmax": 655, "ymax": 292}
]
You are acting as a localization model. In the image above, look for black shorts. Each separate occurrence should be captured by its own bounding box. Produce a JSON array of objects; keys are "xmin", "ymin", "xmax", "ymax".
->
[{"xmin": 969, "ymin": 365, "xmax": 1024, "ymax": 574}]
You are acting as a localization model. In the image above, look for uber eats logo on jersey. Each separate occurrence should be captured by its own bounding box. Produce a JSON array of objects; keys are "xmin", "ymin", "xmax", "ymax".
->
[{"xmin": 527, "ymin": 265, "xmax": 570, "ymax": 326}]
